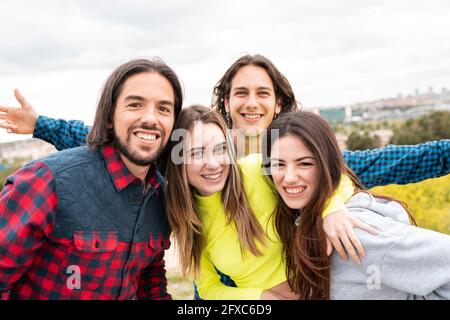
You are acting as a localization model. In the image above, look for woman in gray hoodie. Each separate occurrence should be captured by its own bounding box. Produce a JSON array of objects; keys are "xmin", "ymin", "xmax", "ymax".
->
[{"xmin": 263, "ymin": 111, "xmax": 450, "ymax": 300}]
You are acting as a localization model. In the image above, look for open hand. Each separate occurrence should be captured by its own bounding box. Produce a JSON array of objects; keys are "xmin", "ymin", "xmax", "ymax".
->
[{"xmin": 0, "ymin": 89, "xmax": 38, "ymax": 134}]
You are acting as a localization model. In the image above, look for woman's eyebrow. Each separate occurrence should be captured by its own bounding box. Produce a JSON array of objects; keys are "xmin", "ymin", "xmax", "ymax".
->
[
  {"xmin": 296, "ymin": 156, "xmax": 315, "ymax": 161},
  {"xmin": 270, "ymin": 156, "xmax": 315, "ymax": 161}
]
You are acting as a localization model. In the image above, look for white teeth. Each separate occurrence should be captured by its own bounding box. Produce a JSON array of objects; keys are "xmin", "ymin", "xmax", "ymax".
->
[
  {"xmin": 285, "ymin": 186, "xmax": 306, "ymax": 195},
  {"xmin": 202, "ymin": 172, "xmax": 222, "ymax": 180},
  {"xmin": 243, "ymin": 114, "xmax": 262, "ymax": 119},
  {"xmin": 136, "ymin": 132, "xmax": 156, "ymax": 141}
]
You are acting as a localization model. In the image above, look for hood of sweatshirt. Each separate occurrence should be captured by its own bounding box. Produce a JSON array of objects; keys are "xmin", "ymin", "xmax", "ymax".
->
[{"xmin": 345, "ymin": 192, "xmax": 411, "ymax": 225}]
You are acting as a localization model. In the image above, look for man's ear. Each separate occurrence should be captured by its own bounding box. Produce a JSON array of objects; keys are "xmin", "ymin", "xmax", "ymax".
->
[
  {"xmin": 108, "ymin": 123, "xmax": 113, "ymax": 129},
  {"xmin": 275, "ymin": 100, "xmax": 282, "ymax": 115},
  {"xmin": 224, "ymin": 99, "xmax": 230, "ymax": 113}
]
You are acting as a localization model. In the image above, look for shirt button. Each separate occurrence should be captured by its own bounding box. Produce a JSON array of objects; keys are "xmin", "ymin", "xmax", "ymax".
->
[{"xmin": 95, "ymin": 241, "xmax": 101, "ymax": 248}]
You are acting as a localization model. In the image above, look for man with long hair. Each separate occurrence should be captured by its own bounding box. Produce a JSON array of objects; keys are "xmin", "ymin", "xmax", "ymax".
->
[{"xmin": 0, "ymin": 58, "xmax": 183, "ymax": 299}]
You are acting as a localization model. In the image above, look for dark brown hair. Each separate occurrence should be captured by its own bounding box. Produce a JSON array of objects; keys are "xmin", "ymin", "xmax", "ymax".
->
[
  {"xmin": 262, "ymin": 111, "xmax": 415, "ymax": 299},
  {"xmin": 87, "ymin": 58, "xmax": 183, "ymax": 149},
  {"xmin": 165, "ymin": 105, "xmax": 266, "ymax": 276},
  {"xmin": 212, "ymin": 54, "xmax": 299, "ymax": 126}
]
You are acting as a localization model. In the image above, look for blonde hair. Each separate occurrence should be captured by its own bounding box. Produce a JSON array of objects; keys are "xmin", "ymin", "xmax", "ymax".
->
[{"xmin": 165, "ymin": 105, "xmax": 266, "ymax": 276}]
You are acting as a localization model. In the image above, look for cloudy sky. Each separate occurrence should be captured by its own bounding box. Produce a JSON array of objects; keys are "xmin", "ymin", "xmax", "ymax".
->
[{"xmin": 1, "ymin": 0, "xmax": 450, "ymax": 142}]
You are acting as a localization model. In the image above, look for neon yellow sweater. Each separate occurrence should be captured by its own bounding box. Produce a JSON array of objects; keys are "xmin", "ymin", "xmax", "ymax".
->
[{"xmin": 194, "ymin": 153, "xmax": 354, "ymax": 300}]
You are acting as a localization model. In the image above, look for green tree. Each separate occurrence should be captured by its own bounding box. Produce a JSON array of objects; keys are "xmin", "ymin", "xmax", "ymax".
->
[
  {"xmin": 390, "ymin": 111, "xmax": 450, "ymax": 145},
  {"xmin": 346, "ymin": 131, "xmax": 381, "ymax": 151}
]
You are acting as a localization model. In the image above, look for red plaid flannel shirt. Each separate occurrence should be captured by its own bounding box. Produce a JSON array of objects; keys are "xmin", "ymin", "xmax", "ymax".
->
[{"xmin": 0, "ymin": 145, "xmax": 171, "ymax": 300}]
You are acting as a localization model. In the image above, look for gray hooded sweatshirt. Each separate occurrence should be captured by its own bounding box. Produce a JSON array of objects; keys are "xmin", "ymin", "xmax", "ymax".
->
[{"xmin": 330, "ymin": 192, "xmax": 450, "ymax": 300}]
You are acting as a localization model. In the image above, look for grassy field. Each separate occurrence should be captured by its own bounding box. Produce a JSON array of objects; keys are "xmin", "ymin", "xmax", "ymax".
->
[{"xmin": 371, "ymin": 174, "xmax": 450, "ymax": 234}]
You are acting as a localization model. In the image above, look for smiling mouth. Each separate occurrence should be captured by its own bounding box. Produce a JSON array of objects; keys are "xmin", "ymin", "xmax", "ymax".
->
[
  {"xmin": 201, "ymin": 171, "xmax": 223, "ymax": 182},
  {"xmin": 133, "ymin": 130, "xmax": 161, "ymax": 143},
  {"xmin": 283, "ymin": 186, "xmax": 307, "ymax": 197},
  {"xmin": 240, "ymin": 113, "xmax": 264, "ymax": 122}
]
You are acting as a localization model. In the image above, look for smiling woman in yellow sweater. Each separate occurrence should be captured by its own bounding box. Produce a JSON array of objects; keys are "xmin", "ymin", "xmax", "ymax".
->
[{"xmin": 165, "ymin": 105, "xmax": 359, "ymax": 300}]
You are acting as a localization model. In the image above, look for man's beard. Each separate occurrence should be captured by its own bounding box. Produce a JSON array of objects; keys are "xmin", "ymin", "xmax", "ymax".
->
[{"xmin": 113, "ymin": 126, "xmax": 165, "ymax": 166}]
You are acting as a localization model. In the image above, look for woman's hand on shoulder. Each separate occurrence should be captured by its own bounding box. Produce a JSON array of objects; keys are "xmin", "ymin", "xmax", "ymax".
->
[{"xmin": 323, "ymin": 208, "xmax": 378, "ymax": 264}]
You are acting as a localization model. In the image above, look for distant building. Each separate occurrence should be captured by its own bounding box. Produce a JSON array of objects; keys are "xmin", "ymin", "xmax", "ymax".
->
[
  {"xmin": 319, "ymin": 107, "xmax": 346, "ymax": 124},
  {"xmin": 309, "ymin": 87, "xmax": 450, "ymax": 123}
]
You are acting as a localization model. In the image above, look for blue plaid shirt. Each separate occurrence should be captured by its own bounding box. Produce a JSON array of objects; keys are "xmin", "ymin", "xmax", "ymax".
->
[{"xmin": 33, "ymin": 115, "xmax": 450, "ymax": 298}]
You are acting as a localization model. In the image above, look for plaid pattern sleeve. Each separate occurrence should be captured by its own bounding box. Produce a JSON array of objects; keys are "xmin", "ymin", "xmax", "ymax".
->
[
  {"xmin": 136, "ymin": 249, "xmax": 172, "ymax": 300},
  {"xmin": 33, "ymin": 115, "xmax": 91, "ymax": 151},
  {"xmin": 343, "ymin": 140, "xmax": 450, "ymax": 188},
  {"xmin": 0, "ymin": 163, "xmax": 57, "ymax": 297}
]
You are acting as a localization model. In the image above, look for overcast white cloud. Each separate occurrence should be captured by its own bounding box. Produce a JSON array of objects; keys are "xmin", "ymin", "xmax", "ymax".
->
[{"xmin": 1, "ymin": 0, "xmax": 450, "ymax": 142}]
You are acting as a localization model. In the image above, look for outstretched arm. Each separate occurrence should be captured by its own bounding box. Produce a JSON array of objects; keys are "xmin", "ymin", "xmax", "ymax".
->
[
  {"xmin": 0, "ymin": 89, "xmax": 91, "ymax": 150},
  {"xmin": 343, "ymin": 141, "xmax": 450, "ymax": 188},
  {"xmin": 33, "ymin": 116, "xmax": 90, "ymax": 150}
]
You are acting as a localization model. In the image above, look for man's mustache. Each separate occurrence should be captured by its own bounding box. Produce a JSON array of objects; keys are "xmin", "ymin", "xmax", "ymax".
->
[{"xmin": 130, "ymin": 124, "xmax": 164, "ymax": 137}]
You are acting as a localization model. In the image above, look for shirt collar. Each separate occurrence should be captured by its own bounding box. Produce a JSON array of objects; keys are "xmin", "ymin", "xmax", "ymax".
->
[{"xmin": 102, "ymin": 144, "xmax": 161, "ymax": 192}]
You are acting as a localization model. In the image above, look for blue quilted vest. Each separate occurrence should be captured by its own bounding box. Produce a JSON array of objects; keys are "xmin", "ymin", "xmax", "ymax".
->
[{"xmin": 30, "ymin": 145, "xmax": 170, "ymax": 244}]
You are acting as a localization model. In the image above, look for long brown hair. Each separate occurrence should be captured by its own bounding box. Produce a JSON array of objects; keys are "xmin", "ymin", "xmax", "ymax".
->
[
  {"xmin": 212, "ymin": 54, "xmax": 299, "ymax": 126},
  {"xmin": 87, "ymin": 58, "xmax": 183, "ymax": 149},
  {"xmin": 262, "ymin": 111, "xmax": 415, "ymax": 299},
  {"xmin": 165, "ymin": 105, "xmax": 266, "ymax": 276}
]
